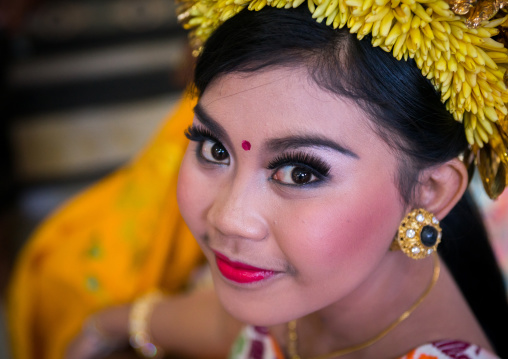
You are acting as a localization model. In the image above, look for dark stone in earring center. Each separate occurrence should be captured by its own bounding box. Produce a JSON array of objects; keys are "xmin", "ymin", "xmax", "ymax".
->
[{"xmin": 421, "ymin": 225, "xmax": 438, "ymax": 247}]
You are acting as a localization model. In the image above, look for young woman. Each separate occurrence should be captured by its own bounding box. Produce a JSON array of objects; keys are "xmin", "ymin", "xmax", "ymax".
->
[
  {"xmin": 13, "ymin": 1, "xmax": 508, "ymax": 359},
  {"xmin": 174, "ymin": 5, "xmax": 508, "ymax": 358}
]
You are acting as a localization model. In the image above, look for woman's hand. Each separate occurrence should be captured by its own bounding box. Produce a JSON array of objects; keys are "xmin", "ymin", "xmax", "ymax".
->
[
  {"xmin": 64, "ymin": 289, "xmax": 241, "ymax": 359},
  {"xmin": 65, "ymin": 306, "xmax": 131, "ymax": 359}
]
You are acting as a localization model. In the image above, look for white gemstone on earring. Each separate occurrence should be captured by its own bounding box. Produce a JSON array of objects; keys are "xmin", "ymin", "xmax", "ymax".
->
[
  {"xmin": 416, "ymin": 214, "xmax": 425, "ymax": 222},
  {"xmin": 411, "ymin": 247, "xmax": 421, "ymax": 254},
  {"xmin": 427, "ymin": 249, "xmax": 433, "ymax": 254},
  {"xmin": 432, "ymin": 217, "xmax": 439, "ymax": 224},
  {"xmin": 406, "ymin": 229, "xmax": 416, "ymax": 238}
]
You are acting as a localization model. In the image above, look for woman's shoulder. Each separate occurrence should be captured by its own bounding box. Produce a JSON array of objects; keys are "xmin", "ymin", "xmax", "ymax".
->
[{"xmin": 399, "ymin": 340, "xmax": 500, "ymax": 359}]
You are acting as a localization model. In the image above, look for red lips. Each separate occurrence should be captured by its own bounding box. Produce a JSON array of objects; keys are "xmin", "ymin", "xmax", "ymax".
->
[{"xmin": 214, "ymin": 251, "xmax": 276, "ymax": 284}]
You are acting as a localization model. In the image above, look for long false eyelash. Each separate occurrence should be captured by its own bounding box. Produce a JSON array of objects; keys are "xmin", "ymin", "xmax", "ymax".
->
[
  {"xmin": 185, "ymin": 125, "xmax": 220, "ymax": 143},
  {"xmin": 267, "ymin": 152, "xmax": 331, "ymax": 178}
]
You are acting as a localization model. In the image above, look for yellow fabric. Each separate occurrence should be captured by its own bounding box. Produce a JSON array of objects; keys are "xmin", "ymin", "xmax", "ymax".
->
[{"xmin": 7, "ymin": 96, "xmax": 204, "ymax": 359}]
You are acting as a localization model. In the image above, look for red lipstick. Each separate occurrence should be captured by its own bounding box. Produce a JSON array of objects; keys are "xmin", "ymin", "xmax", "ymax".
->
[{"xmin": 214, "ymin": 252, "xmax": 276, "ymax": 284}]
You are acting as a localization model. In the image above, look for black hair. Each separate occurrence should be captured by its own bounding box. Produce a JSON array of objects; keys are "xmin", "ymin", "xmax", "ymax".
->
[{"xmin": 193, "ymin": 5, "xmax": 508, "ymax": 355}]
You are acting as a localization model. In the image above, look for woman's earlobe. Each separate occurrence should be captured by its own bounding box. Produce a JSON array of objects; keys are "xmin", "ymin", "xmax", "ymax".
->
[{"xmin": 417, "ymin": 158, "xmax": 469, "ymax": 220}]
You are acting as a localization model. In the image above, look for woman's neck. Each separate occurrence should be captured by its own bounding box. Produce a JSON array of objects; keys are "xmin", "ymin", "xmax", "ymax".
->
[
  {"xmin": 270, "ymin": 251, "xmax": 473, "ymax": 358},
  {"xmin": 272, "ymin": 252, "xmax": 492, "ymax": 359}
]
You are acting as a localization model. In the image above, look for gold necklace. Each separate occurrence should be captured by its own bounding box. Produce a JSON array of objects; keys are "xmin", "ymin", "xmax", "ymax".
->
[{"xmin": 287, "ymin": 253, "xmax": 440, "ymax": 359}]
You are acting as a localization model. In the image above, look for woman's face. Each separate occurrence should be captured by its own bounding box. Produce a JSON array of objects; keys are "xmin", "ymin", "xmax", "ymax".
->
[{"xmin": 177, "ymin": 67, "xmax": 407, "ymax": 326}]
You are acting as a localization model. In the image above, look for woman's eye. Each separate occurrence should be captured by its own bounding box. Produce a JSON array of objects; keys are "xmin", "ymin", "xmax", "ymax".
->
[
  {"xmin": 272, "ymin": 165, "xmax": 319, "ymax": 185},
  {"xmin": 200, "ymin": 138, "xmax": 230, "ymax": 165}
]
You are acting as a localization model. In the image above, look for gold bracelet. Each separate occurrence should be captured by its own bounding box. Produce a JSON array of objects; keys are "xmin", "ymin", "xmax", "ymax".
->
[{"xmin": 129, "ymin": 291, "xmax": 165, "ymax": 358}]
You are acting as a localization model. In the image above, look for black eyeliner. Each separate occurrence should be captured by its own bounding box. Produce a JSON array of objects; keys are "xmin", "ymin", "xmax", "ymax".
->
[
  {"xmin": 267, "ymin": 152, "xmax": 331, "ymax": 178},
  {"xmin": 185, "ymin": 125, "xmax": 220, "ymax": 143},
  {"xmin": 185, "ymin": 125, "xmax": 230, "ymax": 165}
]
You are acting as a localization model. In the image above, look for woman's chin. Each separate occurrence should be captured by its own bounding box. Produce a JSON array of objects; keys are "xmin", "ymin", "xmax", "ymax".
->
[
  {"xmin": 214, "ymin": 286, "xmax": 304, "ymax": 327},
  {"xmin": 224, "ymin": 305, "xmax": 288, "ymax": 327}
]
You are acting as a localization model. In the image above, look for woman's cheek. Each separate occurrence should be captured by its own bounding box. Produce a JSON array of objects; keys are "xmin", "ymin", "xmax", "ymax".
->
[
  {"xmin": 177, "ymin": 152, "xmax": 207, "ymax": 233},
  {"xmin": 273, "ymin": 204, "xmax": 352, "ymax": 268},
  {"xmin": 276, "ymin": 193, "xmax": 397, "ymax": 277}
]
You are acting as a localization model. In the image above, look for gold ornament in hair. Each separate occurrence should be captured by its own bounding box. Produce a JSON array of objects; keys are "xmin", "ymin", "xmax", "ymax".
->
[{"xmin": 176, "ymin": 0, "xmax": 508, "ymax": 199}]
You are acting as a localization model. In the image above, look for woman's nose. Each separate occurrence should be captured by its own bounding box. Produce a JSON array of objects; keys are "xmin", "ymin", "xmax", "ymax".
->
[{"xmin": 207, "ymin": 176, "xmax": 268, "ymax": 241}]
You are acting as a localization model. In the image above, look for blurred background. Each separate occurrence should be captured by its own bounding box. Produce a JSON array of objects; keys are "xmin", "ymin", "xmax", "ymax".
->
[
  {"xmin": 0, "ymin": 1, "xmax": 507, "ymax": 359},
  {"xmin": 0, "ymin": 0, "xmax": 190, "ymax": 357}
]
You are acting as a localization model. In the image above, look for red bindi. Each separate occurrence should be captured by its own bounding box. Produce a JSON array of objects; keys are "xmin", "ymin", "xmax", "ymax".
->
[{"xmin": 242, "ymin": 140, "xmax": 251, "ymax": 151}]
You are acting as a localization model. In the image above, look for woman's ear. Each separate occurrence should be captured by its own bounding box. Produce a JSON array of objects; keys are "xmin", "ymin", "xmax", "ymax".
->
[{"xmin": 416, "ymin": 158, "xmax": 469, "ymax": 220}]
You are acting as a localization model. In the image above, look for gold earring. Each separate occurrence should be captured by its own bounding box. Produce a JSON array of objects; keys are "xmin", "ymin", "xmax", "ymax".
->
[{"xmin": 392, "ymin": 208, "xmax": 442, "ymax": 259}]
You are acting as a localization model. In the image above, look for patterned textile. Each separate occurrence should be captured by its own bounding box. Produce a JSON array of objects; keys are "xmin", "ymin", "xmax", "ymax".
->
[
  {"xmin": 230, "ymin": 326, "xmax": 500, "ymax": 359},
  {"xmin": 229, "ymin": 326, "xmax": 284, "ymax": 359},
  {"xmin": 401, "ymin": 340, "xmax": 500, "ymax": 359}
]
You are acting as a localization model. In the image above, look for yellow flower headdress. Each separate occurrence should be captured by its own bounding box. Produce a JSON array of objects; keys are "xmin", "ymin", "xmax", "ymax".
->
[{"xmin": 177, "ymin": 0, "xmax": 508, "ymax": 199}]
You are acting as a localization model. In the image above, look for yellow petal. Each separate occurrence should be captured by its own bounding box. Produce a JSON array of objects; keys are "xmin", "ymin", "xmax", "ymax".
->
[
  {"xmin": 379, "ymin": 10, "xmax": 395, "ymax": 36},
  {"xmin": 436, "ymin": 56, "xmax": 447, "ymax": 71},
  {"xmin": 421, "ymin": 23, "xmax": 435, "ymax": 39},
  {"xmin": 477, "ymin": 47, "xmax": 499, "ymax": 70},
  {"xmin": 412, "ymin": 3, "xmax": 433, "ymax": 23},
  {"xmin": 465, "ymin": 70, "xmax": 477, "ymax": 87},
  {"xmin": 365, "ymin": 3, "xmax": 390, "ymax": 21},
  {"xmin": 480, "ymin": 37, "xmax": 506, "ymax": 51},
  {"xmin": 466, "ymin": 43, "xmax": 478, "ymax": 58},
  {"xmin": 484, "ymin": 106, "xmax": 499, "ymax": 122},
  {"xmin": 385, "ymin": 21, "xmax": 402, "ymax": 45},
  {"xmin": 448, "ymin": 56, "xmax": 458, "ymax": 71}
]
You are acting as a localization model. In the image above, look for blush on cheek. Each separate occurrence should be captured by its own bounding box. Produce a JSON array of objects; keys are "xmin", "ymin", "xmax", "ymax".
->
[
  {"xmin": 293, "ymin": 208, "xmax": 387, "ymax": 271},
  {"xmin": 348, "ymin": 207, "xmax": 401, "ymax": 257},
  {"xmin": 177, "ymin": 153, "xmax": 202, "ymax": 224},
  {"xmin": 176, "ymin": 171, "xmax": 191, "ymax": 219}
]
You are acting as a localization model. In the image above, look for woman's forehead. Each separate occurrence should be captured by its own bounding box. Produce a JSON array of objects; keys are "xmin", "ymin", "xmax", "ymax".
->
[
  {"xmin": 198, "ymin": 68, "xmax": 394, "ymax": 160},
  {"xmin": 201, "ymin": 68, "xmax": 363, "ymax": 127}
]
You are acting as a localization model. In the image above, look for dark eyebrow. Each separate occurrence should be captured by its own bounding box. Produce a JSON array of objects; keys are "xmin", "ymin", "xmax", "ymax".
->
[
  {"xmin": 267, "ymin": 136, "xmax": 359, "ymax": 159},
  {"xmin": 195, "ymin": 102, "xmax": 358, "ymax": 158},
  {"xmin": 194, "ymin": 103, "xmax": 228, "ymax": 141}
]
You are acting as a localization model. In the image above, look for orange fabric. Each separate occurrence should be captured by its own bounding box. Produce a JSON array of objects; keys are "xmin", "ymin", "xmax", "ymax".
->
[
  {"xmin": 403, "ymin": 350, "xmax": 438, "ymax": 359},
  {"xmin": 406, "ymin": 349, "xmax": 416, "ymax": 359},
  {"xmin": 271, "ymin": 336, "xmax": 286, "ymax": 359},
  {"xmin": 7, "ymin": 96, "xmax": 205, "ymax": 359}
]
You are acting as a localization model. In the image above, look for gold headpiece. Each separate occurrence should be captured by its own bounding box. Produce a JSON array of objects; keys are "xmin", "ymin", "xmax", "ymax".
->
[{"xmin": 177, "ymin": 0, "xmax": 508, "ymax": 199}]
